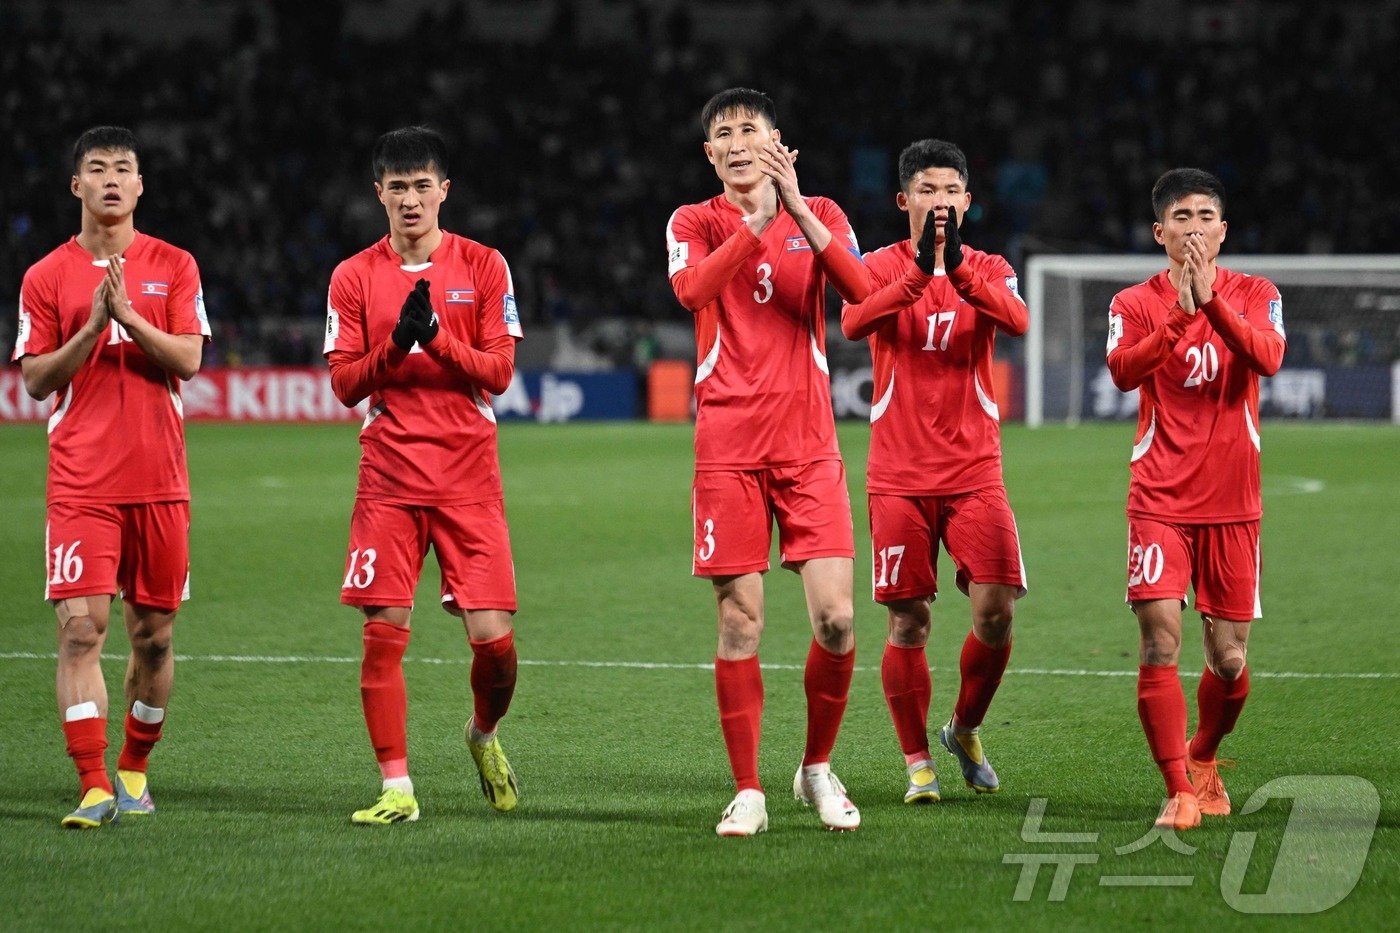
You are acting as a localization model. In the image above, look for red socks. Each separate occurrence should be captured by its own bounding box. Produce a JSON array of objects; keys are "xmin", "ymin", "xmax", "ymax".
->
[
  {"xmin": 1189, "ymin": 666, "xmax": 1250, "ymax": 761},
  {"xmin": 361, "ymin": 621, "xmax": 411, "ymax": 771},
  {"xmin": 715, "ymin": 656, "xmax": 764, "ymax": 792},
  {"xmin": 953, "ymin": 631, "xmax": 1011, "ymax": 730},
  {"xmin": 62, "ymin": 717, "xmax": 112, "ymax": 795},
  {"xmin": 469, "ymin": 630, "xmax": 518, "ymax": 735},
  {"xmin": 802, "ymin": 640, "xmax": 855, "ymax": 767},
  {"xmin": 1138, "ymin": 664, "xmax": 1192, "ymax": 796},
  {"xmin": 117, "ymin": 713, "xmax": 163, "ymax": 773},
  {"xmin": 881, "ymin": 642, "xmax": 931, "ymax": 759}
]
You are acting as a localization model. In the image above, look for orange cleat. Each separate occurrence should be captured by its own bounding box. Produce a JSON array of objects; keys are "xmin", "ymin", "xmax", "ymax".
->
[
  {"xmin": 1154, "ymin": 791, "xmax": 1201, "ymax": 830},
  {"xmin": 1187, "ymin": 756, "xmax": 1232, "ymax": 816}
]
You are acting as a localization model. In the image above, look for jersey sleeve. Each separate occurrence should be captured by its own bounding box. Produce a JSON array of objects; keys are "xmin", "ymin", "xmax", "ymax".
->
[
  {"xmin": 324, "ymin": 261, "xmax": 364, "ymax": 357},
  {"xmin": 167, "ymin": 251, "xmax": 211, "ymax": 340},
  {"xmin": 811, "ymin": 198, "xmax": 870, "ymax": 303},
  {"xmin": 420, "ymin": 249, "xmax": 517, "ymax": 396},
  {"xmin": 11, "ymin": 266, "xmax": 59, "ymax": 361},
  {"xmin": 324, "ymin": 261, "xmax": 407, "ymax": 407},
  {"xmin": 949, "ymin": 252, "xmax": 1028, "ymax": 335},
  {"xmin": 666, "ymin": 205, "xmax": 761, "ymax": 312},
  {"xmin": 1106, "ymin": 289, "xmax": 1193, "ymax": 391},
  {"xmin": 1198, "ymin": 276, "xmax": 1286, "ymax": 376},
  {"xmin": 841, "ymin": 252, "xmax": 928, "ymax": 341}
]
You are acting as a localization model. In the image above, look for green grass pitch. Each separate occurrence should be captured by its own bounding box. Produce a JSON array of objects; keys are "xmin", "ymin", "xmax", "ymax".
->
[{"xmin": 0, "ymin": 420, "xmax": 1396, "ymax": 929}]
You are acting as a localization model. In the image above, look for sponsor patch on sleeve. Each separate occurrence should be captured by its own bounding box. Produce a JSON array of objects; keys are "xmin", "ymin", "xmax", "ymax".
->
[
  {"xmin": 1107, "ymin": 311, "xmax": 1123, "ymax": 353},
  {"xmin": 15, "ymin": 308, "xmax": 31, "ymax": 353},
  {"xmin": 195, "ymin": 288, "xmax": 210, "ymax": 333},
  {"xmin": 324, "ymin": 306, "xmax": 339, "ymax": 354},
  {"xmin": 667, "ymin": 241, "xmax": 689, "ymax": 276},
  {"xmin": 504, "ymin": 294, "xmax": 523, "ymax": 337},
  {"xmin": 1268, "ymin": 297, "xmax": 1285, "ymax": 335}
]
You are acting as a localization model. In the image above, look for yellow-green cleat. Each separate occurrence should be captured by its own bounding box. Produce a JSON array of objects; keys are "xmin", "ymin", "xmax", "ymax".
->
[
  {"xmin": 466, "ymin": 721, "xmax": 519, "ymax": 812},
  {"xmin": 351, "ymin": 787, "xmax": 420, "ymax": 825},
  {"xmin": 61, "ymin": 787, "xmax": 117, "ymax": 829},
  {"xmin": 903, "ymin": 759, "xmax": 942, "ymax": 804},
  {"xmin": 115, "ymin": 770, "xmax": 155, "ymax": 817}
]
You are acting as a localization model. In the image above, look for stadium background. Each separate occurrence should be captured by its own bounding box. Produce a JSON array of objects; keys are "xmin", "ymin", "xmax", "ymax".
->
[
  {"xmin": 2, "ymin": 2, "xmax": 1397, "ymax": 929},
  {"xmin": 2, "ymin": 0, "xmax": 1397, "ymax": 417}
]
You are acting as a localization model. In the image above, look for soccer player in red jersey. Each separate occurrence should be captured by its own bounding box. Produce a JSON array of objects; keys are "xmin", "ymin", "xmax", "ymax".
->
[
  {"xmin": 666, "ymin": 88, "xmax": 872, "ymax": 835},
  {"xmin": 12, "ymin": 126, "xmax": 210, "ymax": 828},
  {"xmin": 840, "ymin": 140, "xmax": 1028, "ymax": 805},
  {"xmin": 1107, "ymin": 168, "xmax": 1286, "ymax": 830},
  {"xmin": 325, "ymin": 126, "xmax": 524, "ymax": 824}
]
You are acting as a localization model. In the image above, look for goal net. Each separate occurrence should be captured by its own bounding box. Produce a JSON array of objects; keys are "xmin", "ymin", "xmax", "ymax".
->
[{"xmin": 1022, "ymin": 255, "xmax": 1400, "ymax": 426}]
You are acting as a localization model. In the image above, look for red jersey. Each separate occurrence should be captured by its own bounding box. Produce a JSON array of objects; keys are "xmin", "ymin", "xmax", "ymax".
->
[
  {"xmin": 324, "ymin": 232, "xmax": 521, "ymax": 506},
  {"xmin": 12, "ymin": 232, "xmax": 208, "ymax": 505},
  {"xmin": 1107, "ymin": 266, "xmax": 1286, "ymax": 523},
  {"xmin": 842, "ymin": 242, "xmax": 1027, "ymax": 496},
  {"xmin": 666, "ymin": 195, "xmax": 870, "ymax": 470}
]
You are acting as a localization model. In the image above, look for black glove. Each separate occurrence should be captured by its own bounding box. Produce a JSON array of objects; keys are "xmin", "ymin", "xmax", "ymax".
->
[
  {"xmin": 391, "ymin": 285, "xmax": 424, "ymax": 350},
  {"xmin": 914, "ymin": 209, "xmax": 939, "ymax": 275},
  {"xmin": 409, "ymin": 279, "xmax": 438, "ymax": 345},
  {"xmin": 942, "ymin": 205, "xmax": 964, "ymax": 274}
]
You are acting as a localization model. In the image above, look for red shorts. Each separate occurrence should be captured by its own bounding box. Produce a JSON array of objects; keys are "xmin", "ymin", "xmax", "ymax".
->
[
  {"xmin": 691, "ymin": 459, "xmax": 854, "ymax": 577},
  {"xmin": 45, "ymin": 501, "xmax": 191, "ymax": 611},
  {"xmin": 868, "ymin": 486, "xmax": 1027, "ymax": 603},
  {"xmin": 1125, "ymin": 518, "xmax": 1260, "ymax": 622},
  {"xmin": 341, "ymin": 499, "xmax": 517, "ymax": 612}
]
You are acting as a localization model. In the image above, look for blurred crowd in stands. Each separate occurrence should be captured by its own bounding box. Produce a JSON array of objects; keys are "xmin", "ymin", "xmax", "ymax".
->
[{"xmin": 2, "ymin": 1, "xmax": 1396, "ymax": 367}]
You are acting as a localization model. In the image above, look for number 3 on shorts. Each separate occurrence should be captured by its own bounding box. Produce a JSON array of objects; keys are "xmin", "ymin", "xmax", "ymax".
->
[
  {"xmin": 343, "ymin": 548, "xmax": 378, "ymax": 589},
  {"xmin": 697, "ymin": 519, "xmax": 716, "ymax": 562}
]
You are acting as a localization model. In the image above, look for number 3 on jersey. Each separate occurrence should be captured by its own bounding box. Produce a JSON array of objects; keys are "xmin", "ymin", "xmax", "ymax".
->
[
  {"xmin": 753, "ymin": 263, "xmax": 773, "ymax": 304},
  {"xmin": 343, "ymin": 548, "xmax": 378, "ymax": 589}
]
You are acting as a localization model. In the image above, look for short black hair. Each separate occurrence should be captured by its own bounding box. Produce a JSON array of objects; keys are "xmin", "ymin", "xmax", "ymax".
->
[
  {"xmin": 699, "ymin": 88, "xmax": 776, "ymax": 139},
  {"xmin": 898, "ymin": 139, "xmax": 969, "ymax": 191},
  {"xmin": 1151, "ymin": 168, "xmax": 1225, "ymax": 221},
  {"xmin": 73, "ymin": 126, "xmax": 139, "ymax": 172},
  {"xmin": 372, "ymin": 126, "xmax": 449, "ymax": 182}
]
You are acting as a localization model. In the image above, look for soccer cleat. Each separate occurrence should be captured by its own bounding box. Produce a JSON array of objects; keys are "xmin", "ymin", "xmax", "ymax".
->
[
  {"xmin": 716, "ymin": 789, "xmax": 768, "ymax": 837},
  {"xmin": 61, "ymin": 787, "xmax": 117, "ymax": 829},
  {"xmin": 904, "ymin": 759, "xmax": 942, "ymax": 804},
  {"xmin": 115, "ymin": 769, "xmax": 155, "ymax": 817},
  {"xmin": 793, "ymin": 765, "xmax": 860, "ymax": 831},
  {"xmin": 939, "ymin": 721, "xmax": 1000, "ymax": 793},
  {"xmin": 466, "ymin": 722, "xmax": 519, "ymax": 812},
  {"xmin": 351, "ymin": 787, "xmax": 420, "ymax": 825},
  {"xmin": 1187, "ymin": 756, "xmax": 1232, "ymax": 816},
  {"xmin": 1154, "ymin": 791, "xmax": 1201, "ymax": 830}
]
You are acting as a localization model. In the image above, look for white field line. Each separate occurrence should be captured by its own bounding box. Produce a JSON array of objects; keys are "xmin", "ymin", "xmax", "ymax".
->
[{"xmin": 0, "ymin": 651, "xmax": 1394, "ymax": 679}]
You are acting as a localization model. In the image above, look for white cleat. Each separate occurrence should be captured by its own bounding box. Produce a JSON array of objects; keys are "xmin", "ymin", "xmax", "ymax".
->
[
  {"xmin": 716, "ymin": 789, "xmax": 769, "ymax": 837},
  {"xmin": 793, "ymin": 764, "xmax": 861, "ymax": 832}
]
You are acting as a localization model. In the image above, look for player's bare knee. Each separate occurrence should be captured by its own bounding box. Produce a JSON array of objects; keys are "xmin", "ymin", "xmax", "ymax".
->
[
  {"xmin": 718, "ymin": 605, "xmax": 763, "ymax": 647},
  {"xmin": 55, "ymin": 600, "xmax": 106, "ymax": 656},
  {"xmin": 1210, "ymin": 650, "xmax": 1247, "ymax": 681},
  {"xmin": 1139, "ymin": 626, "xmax": 1181, "ymax": 666},
  {"xmin": 972, "ymin": 610, "xmax": 1013, "ymax": 648},
  {"xmin": 887, "ymin": 604, "xmax": 930, "ymax": 646},
  {"xmin": 810, "ymin": 602, "xmax": 853, "ymax": 648}
]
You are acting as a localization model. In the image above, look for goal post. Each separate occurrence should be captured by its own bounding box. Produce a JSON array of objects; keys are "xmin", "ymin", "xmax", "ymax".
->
[{"xmin": 1024, "ymin": 255, "xmax": 1400, "ymax": 427}]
